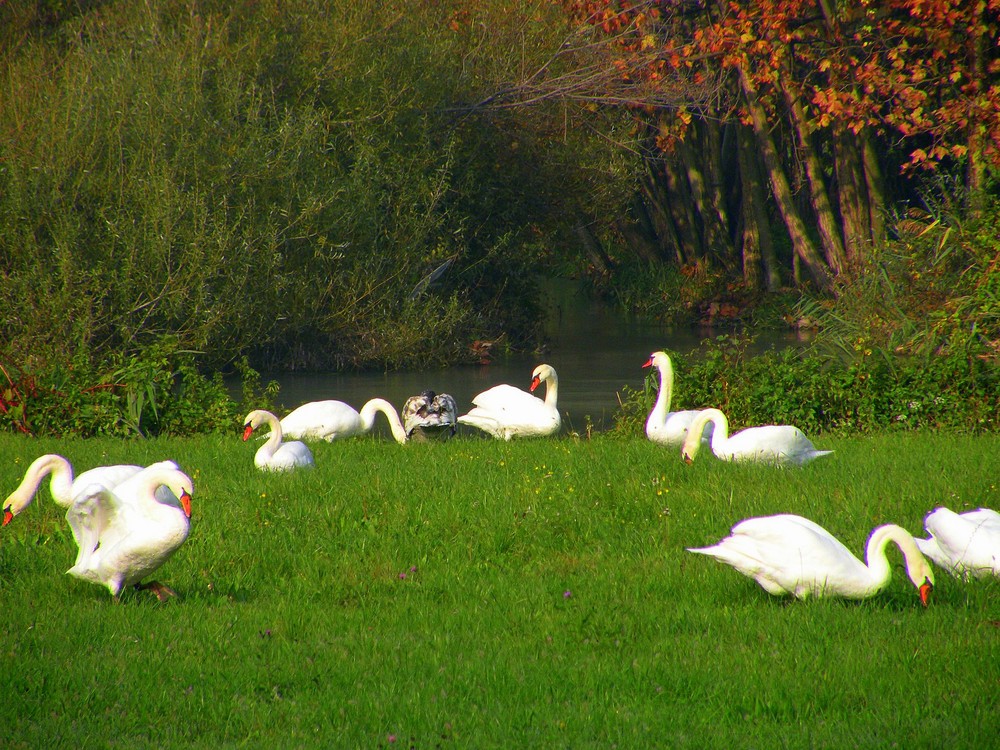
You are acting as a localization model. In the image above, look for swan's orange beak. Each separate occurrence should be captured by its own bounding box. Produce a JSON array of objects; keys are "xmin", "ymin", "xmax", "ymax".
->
[
  {"xmin": 242, "ymin": 424, "xmax": 254, "ymax": 441},
  {"xmin": 919, "ymin": 577, "xmax": 933, "ymax": 607},
  {"xmin": 2, "ymin": 507, "xmax": 12, "ymax": 527},
  {"xmin": 682, "ymin": 452, "xmax": 693, "ymax": 465},
  {"xmin": 180, "ymin": 490, "xmax": 192, "ymax": 519},
  {"xmin": 530, "ymin": 376, "xmax": 541, "ymax": 392},
  {"xmin": 642, "ymin": 356, "xmax": 653, "ymax": 368}
]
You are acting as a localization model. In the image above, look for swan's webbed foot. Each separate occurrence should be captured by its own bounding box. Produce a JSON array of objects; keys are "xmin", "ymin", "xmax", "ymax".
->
[{"xmin": 136, "ymin": 580, "xmax": 177, "ymax": 602}]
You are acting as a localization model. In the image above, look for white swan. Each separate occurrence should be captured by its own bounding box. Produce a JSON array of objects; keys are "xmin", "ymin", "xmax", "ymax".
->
[
  {"xmin": 279, "ymin": 399, "xmax": 408, "ymax": 444},
  {"xmin": 688, "ymin": 514, "xmax": 935, "ymax": 605},
  {"xmin": 915, "ymin": 507, "xmax": 1000, "ymax": 580},
  {"xmin": 457, "ymin": 364, "xmax": 561, "ymax": 440},
  {"xmin": 643, "ymin": 351, "xmax": 712, "ymax": 446},
  {"xmin": 66, "ymin": 464, "xmax": 193, "ymax": 601},
  {"xmin": 681, "ymin": 408, "xmax": 832, "ymax": 466},
  {"xmin": 243, "ymin": 409, "xmax": 315, "ymax": 471},
  {"xmin": 3, "ymin": 455, "xmax": 179, "ymax": 555},
  {"xmin": 3, "ymin": 454, "xmax": 144, "ymax": 521},
  {"xmin": 401, "ymin": 390, "xmax": 458, "ymax": 441}
]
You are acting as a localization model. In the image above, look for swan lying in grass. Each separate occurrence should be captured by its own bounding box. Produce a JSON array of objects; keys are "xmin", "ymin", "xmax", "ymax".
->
[
  {"xmin": 643, "ymin": 351, "xmax": 712, "ymax": 446},
  {"xmin": 243, "ymin": 409, "xmax": 315, "ymax": 471},
  {"xmin": 401, "ymin": 390, "xmax": 458, "ymax": 441},
  {"xmin": 915, "ymin": 507, "xmax": 1000, "ymax": 580},
  {"xmin": 681, "ymin": 408, "xmax": 832, "ymax": 466},
  {"xmin": 66, "ymin": 464, "xmax": 193, "ymax": 601},
  {"xmin": 279, "ymin": 399, "xmax": 408, "ymax": 444},
  {"xmin": 457, "ymin": 364, "xmax": 560, "ymax": 440},
  {"xmin": 688, "ymin": 514, "xmax": 934, "ymax": 605}
]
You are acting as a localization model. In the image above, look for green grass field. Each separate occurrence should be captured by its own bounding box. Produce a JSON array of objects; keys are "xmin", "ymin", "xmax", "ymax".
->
[{"xmin": 2, "ymin": 430, "xmax": 998, "ymax": 748}]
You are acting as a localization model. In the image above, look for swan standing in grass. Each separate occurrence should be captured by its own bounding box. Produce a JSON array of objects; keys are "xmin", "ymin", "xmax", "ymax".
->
[
  {"xmin": 278, "ymin": 399, "xmax": 408, "ymax": 444},
  {"xmin": 243, "ymin": 409, "xmax": 315, "ymax": 471},
  {"xmin": 401, "ymin": 390, "xmax": 458, "ymax": 441},
  {"xmin": 643, "ymin": 351, "xmax": 712, "ymax": 446},
  {"xmin": 66, "ymin": 464, "xmax": 193, "ymax": 601},
  {"xmin": 681, "ymin": 408, "xmax": 832, "ymax": 466},
  {"xmin": 457, "ymin": 364, "xmax": 560, "ymax": 440},
  {"xmin": 915, "ymin": 507, "xmax": 1000, "ymax": 580},
  {"xmin": 688, "ymin": 514, "xmax": 935, "ymax": 605}
]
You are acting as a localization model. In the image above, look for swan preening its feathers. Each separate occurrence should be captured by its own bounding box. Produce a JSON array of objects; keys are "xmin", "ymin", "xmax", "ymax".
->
[
  {"xmin": 66, "ymin": 464, "xmax": 193, "ymax": 600},
  {"xmin": 279, "ymin": 399, "xmax": 409, "ymax": 444},
  {"xmin": 401, "ymin": 390, "xmax": 458, "ymax": 441},
  {"xmin": 2, "ymin": 456, "xmax": 192, "ymax": 601},
  {"xmin": 243, "ymin": 409, "xmax": 315, "ymax": 471},
  {"xmin": 643, "ymin": 351, "xmax": 713, "ymax": 447},
  {"xmin": 916, "ymin": 507, "xmax": 1000, "ymax": 580},
  {"xmin": 681, "ymin": 408, "xmax": 832, "ymax": 467},
  {"xmin": 689, "ymin": 514, "xmax": 935, "ymax": 605},
  {"xmin": 457, "ymin": 364, "xmax": 561, "ymax": 440}
]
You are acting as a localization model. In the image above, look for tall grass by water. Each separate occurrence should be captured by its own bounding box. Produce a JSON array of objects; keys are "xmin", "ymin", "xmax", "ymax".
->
[{"xmin": 2, "ymin": 431, "xmax": 998, "ymax": 748}]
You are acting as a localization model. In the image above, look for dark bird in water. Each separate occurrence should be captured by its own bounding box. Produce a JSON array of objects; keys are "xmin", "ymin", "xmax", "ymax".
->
[{"xmin": 401, "ymin": 390, "xmax": 458, "ymax": 441}]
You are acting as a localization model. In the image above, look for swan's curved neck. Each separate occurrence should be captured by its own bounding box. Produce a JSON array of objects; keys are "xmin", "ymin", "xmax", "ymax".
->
[
  {"xmin": 541, "ymin": 374, "xmax": 558, "ymax": 408},
  {"xmin": 864, "ymin": 524, "xmax": 931, "ymax": 592},
  {"xmin": 258, "ymin": 413, "xmax": 285, "ymax": 458},
  {"xmin": 5, "ymin": 454, "xmax": 73, "ymax": 516},
  {"xmin": 681, "ymin": 409, "xmax": 730, "ymax": 461},
  {"xmin": 652, "ymin": 360, "xmax": 674, "ymax": 419},
  {"xmin": 360, "ymin": 399, "xmax": 408, "ymax": 444}
]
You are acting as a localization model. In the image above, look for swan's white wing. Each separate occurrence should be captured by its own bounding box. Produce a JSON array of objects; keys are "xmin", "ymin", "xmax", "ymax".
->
[
  {"xmin": 65, "ymin": 484, "xmax": 130, "ymax": 574},
  {"xmin": 261, "ymin": 440, "xmax": 315, "ymax": 471},
  {"xmin": 468, "ymin": 384, "xmax": 541, "ymax": 412},
  {"xmin": 922, "ymin": 507, "xmax": 1000, "ymax": 578},
  {"xmin": 280, "ymin": 400, "xmax": 360, "ymax": 440},
  {"xmin": 724, "ymin": 425, "xmax": 831, "ymax": 465},
  {"xmin": 72, "ymin": 465, "xmax": 143, "ymax": 496},
  {"xmin": 691, "ymin": 515, "xmax": 869, "ymax": 598}
]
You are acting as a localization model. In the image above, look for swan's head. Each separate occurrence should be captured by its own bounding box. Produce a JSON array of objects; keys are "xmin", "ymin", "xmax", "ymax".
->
[
  {"xmin": 242, "ymin": 409, "xmax": 275, "ymax": 441},
  {"xmin": 162, "ymin": 471, "xmax": 194, "ymax": 519},
  {"xmin": 530, "ymin": 364, "xmax": 556, "ymax": 392},
  {"xmin": 908, "ymin": 556, "xmax": 936, "ymax": 607},
  {"xmin": 643, "ymin": 351, "xmax": 670, "ymax": 370}
]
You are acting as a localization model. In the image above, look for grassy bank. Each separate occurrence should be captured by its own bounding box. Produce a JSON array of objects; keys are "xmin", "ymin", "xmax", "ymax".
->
[{"xmin": 2, "ymin": 431, "xmax": 998, "ymax": 748}]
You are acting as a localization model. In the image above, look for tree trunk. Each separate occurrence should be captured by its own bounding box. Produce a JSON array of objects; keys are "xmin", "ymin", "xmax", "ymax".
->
[
  {"xmin": 639, "ymin": 168, "xmax": 686, "ymax": 265},
  {"xmin": 737, "ymin": 124, "xmax": 782, "ymax": 291},
  {"xmin": 778, "ymin": 64, "xmax": 848, "ymax": 275},
  {"xmin": 737, "ymin": 65, "xmax": 834, "ymax": 292},
  {"xmin": 618, "ymin": 195, "xmax": 667, "ymax": 265},
  {"xmin": 681, "ymin": 120, "xmax": 734, "ymax": 271},
  {"xmin": 965, "ymin": 0, "xmax": 988, "ymax": 218},
  {"xmin": 659, "ymin": 156, "xmax": 705, "ymax": 266},
  {"xmin": 573, "ymin": 216, "xmax": 615, "ymax": 274},
  {"xmin": 833, "ymin": 126, "xmax": 872, "ymax": 268},
  {"xmin": 861, "ymin": 133, "xmax": 887, "ymax": 251}
]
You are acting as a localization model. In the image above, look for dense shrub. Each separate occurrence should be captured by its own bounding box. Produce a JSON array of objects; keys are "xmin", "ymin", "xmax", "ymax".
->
[
  {"xmin": 0, "ymin": 1, "xmax": 578, "ymax": 375},
  {"xmin": 0, "ymin": 352, "xmax": 276, "ymax": 438}
]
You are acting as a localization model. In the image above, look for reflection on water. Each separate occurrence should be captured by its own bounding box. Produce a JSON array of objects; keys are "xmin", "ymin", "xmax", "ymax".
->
[{"xmin": 260, "ymin": 280, "xmax": 810, "ymax": 434}]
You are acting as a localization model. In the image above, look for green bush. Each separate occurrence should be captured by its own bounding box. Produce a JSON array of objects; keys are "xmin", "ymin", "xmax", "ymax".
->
[
  {"xmin": 0, "ymin": 1, "xmax": 577, "ymax": 375},
  {"xmin": 0, "ymin": 351, "xmax": 275, "ymax": 438},
  {"xmin": 615, "ymin": 337, "xmax": 1000, "ymax": 436}
]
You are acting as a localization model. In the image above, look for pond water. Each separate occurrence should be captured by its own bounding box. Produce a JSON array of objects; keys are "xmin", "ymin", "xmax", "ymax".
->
[{"xmin": 260, "ymin": 280, "xmax": 811, "ymax": 435}]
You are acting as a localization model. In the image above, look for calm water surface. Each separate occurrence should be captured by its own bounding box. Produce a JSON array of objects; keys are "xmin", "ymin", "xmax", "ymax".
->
[{"xmin": 263, "ymin": 281, "xmax": 810, "ymax": 434}]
